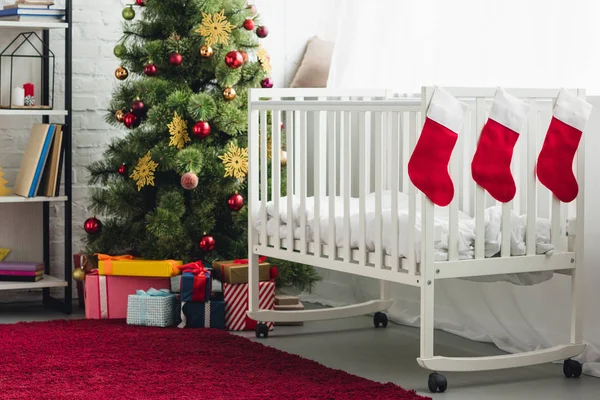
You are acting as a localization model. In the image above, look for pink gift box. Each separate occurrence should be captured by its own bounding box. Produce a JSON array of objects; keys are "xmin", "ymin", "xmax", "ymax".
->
[{"xmin": 84, "ymin": 273, "xmax": 171, "ymax": 319}]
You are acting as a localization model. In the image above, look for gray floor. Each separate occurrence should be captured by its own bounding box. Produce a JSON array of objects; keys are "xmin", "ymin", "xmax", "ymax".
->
[{"xmin": 2, "ymin": 302, "xmax": 599, "ymax": 399}]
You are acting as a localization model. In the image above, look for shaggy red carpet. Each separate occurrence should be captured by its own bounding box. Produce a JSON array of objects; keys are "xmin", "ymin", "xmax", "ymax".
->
[{"xmin": 0, "ymin": 320, "xmax": 429, "ymax": 400}]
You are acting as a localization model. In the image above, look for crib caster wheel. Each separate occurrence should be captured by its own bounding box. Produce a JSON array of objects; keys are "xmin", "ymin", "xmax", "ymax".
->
[
  {"xmin": 255, "ymin": 323, "xmax": 269, "ymax": 339},
  {"xmin": 428, "ymin": 373, "xmax": 447, "ymax": 393},
  {"xmin": 373, "ymin": 312, "xmax": 388, "ymax": 328},
  {"xmin": 563, "ymin": 359, "xmax": 583, "ymax": 378}
]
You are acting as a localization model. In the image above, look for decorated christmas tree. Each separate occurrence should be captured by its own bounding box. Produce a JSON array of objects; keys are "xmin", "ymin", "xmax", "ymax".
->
[
  {"xmin": 0, "ymin": 167, "xmax": 10, "ymax": 196},
  {"xmin": 85, "ymin": 0, "xmax": 319, "ymax": 291}
]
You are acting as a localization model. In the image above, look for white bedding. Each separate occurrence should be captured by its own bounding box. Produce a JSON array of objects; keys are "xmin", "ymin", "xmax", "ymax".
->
[{"xmin": 254, "ymin": 191, "xmax": 557, "ymax": 285}]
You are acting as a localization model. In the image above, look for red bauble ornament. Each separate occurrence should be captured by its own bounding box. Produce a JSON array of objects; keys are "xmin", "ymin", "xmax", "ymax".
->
[
  {"xmin": 131, "ymin": 98, "xmax": 145, "ymax": 117},
  {"xmin": 256, "ymin": 26, "xmax": 269, "ymax": 38},
  {"xmin": 84, "ymin": 217, "xmax": 102, "ymax": 235},
  {"xmin": 144, "ymin": 63, "xmax": 157, "ymax": 76},
  {"xmin": 136, "ymin": 0, "xmax": 145, "ymax": 5},
  {"xmin": 118, "ymin": 164, "xmax": 128, "ymax": 177},
  {"xmin": 169, "ymin": 53, "xmax": 183, "ymax": 67},
  {"xmin": 225, "ymin": 51, "xmax": 244, "ymax": 69},
  {"xmin": 227, "ymin": 193, "xmax": 244, "ymax": 211},
  {"xmin": 123, "ymin": 112, "xmax": 139, "ymax": 128},
  {"xmin": 247, "ymin": 4, "xmax": 257, "ymax": 15},
  {"xmin": 181, "ymin": 172, "xmax": 199, "ymax": 190},
  {"xmin": 261, "ymin": 77, "xmax": 273, "ymax": 88},
  {"xmin": 199, "ymin": 235, "xmax": 215, "ymax": 252},
  {"xmin": 192, "ymin": 121, "xmax": 211, "ymax": 138},
  {"xmin": 243, "ymin": 19, "xmax": 255, "ymax": 31}
]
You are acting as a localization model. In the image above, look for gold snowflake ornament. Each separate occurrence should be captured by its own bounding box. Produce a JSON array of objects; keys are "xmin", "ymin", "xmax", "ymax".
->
[
  {"xmin": 219, "ymin": 143, "xmax": 249, "ymax": 179},
  {"xmin": 168, "ymin": 111, "xmax": 190, "ymax": 150},
  {"xmin": 257, "ymin": 45, "xmax": 272, "ymax": 73},
  {"xmin": 131, "ymin": 151, "xmax": 159, "ymax": 191},
  {"xmin": 195, "ymin": 10, "xmax": 236, "ymax": 47}
]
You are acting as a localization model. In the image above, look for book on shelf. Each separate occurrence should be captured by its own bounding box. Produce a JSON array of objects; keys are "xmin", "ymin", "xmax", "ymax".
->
[
  {"xmin": 0, "ymin": 269, "xmax": 44, "ymax": 282},
  {"xmin": 3, "ymin": 2, "xmax": 55, "ymax": 10},
  {"xmin": 0, "ymin": 261, "xmax": 44, "ymax": 272},
  {"xmin": 0, "ymin": 6, "xmax": 64, "ymax": 21},
  {"xmin": 14, "ymin": 123, "xmax": 64, "ymax": 198}
]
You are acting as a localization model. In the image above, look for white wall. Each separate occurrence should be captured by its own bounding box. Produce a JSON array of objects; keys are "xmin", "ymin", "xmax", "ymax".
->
[{"xmin": 0, "ymin": 0, "xmax": 329, "ymax": 301}]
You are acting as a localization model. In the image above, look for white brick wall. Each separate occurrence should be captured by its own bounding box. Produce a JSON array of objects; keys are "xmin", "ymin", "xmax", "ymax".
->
[{"xmin": 0, "ymin": 0, "xmax": 329, "ymax": 302}]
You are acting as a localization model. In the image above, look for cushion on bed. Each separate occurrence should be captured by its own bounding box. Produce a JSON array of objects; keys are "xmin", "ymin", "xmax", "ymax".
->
[{"xmin": 290, "ymin": 36, "xmax": 335, "ymax": 88}]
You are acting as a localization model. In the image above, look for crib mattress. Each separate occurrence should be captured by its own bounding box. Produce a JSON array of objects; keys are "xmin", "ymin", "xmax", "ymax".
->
[{"xmin": 254, "ymin": 192, "xmax": 560, "ymax": 286}]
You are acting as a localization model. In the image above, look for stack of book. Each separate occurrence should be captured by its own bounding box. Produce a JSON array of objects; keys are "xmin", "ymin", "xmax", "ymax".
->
[
  {"xmin": 0, "ymin": 1, "xmax": 65, "ymax": 22},
  {"xmin": 14, "ymin": 123, "xmax": 64, "ymax": 198},
  {"xmin": 0, "ymin": 261, "xmax": 44, "ymax": 282}
]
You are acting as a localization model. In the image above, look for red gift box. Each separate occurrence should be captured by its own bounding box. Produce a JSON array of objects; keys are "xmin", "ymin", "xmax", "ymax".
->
[{"xmin": 224, "ymin": 280, "xmax": 275, "ymax": 331}]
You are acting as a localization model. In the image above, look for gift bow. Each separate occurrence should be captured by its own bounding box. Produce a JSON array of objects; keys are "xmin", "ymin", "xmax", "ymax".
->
[
  {"xmin": 177, "ymin": 261, "xmax": 207, "ymax": 275},
  {"xmin": 233, "ymin": 256, "xmax": 267, "ymax": 264},
  {"xmin": 135, "ymin": 288, "xmax": 172, "ymax": 297}
]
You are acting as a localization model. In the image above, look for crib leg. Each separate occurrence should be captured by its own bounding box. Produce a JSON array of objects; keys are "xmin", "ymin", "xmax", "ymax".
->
[
  {"xmin": 379, "ymin": 280, "xmax": 391, "ymax": 300},
  {"xmin": 420, "ymin": 277, "xmax": 435, "ymax": 360},
  {"xmin": 248, "ymin": 252, "xmax": 260, "ymax": 314}
]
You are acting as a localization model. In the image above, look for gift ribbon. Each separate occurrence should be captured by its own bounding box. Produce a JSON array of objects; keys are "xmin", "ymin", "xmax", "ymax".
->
[
  {"xmin": 95, "ymin": 253, "xmax": 180, "ymax": 276},
  {"xmin": 233, "ymin": 256, "xmax": 267, "ymax": 264},
  {"xmin": 178, "ymin": 262, "xmax": 211, "ymax": 302},
  {"xmin": 135, "ymin": 288, "xmax": 173, "ymax": 325}
]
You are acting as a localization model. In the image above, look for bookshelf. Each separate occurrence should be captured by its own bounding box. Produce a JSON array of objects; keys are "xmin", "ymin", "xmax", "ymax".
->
[{"xmin": 0, "ymin": 1, "xmax": 72, "ymax": 312}]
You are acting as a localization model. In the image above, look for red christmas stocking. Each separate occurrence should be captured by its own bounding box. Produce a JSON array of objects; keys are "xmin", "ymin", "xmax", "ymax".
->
[
  {"xmin": 471, "ymin": 90, "xmax": 531, "ymax": 202},
  {"xmin": 408, "ymin": 88, "xmax": 467, "ymax": 207},
  {"xmin": 537, "ymin": 90, "xmax": 592, "ymax": 203}
]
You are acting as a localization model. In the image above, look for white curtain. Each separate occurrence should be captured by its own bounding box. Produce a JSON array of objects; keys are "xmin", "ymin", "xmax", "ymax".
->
[{"xmin": 305, "ymin": 0, "xmax": 600, "ymax": 378}]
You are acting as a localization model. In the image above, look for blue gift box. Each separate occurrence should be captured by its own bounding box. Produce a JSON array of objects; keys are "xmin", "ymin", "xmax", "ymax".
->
[
  {"xmin": 180, "ymin": 269, "xmax": 211, "ymax": 302},
  {"xmin": 176, "ymin": 300, "xmax": 225, "ymax": 329}
]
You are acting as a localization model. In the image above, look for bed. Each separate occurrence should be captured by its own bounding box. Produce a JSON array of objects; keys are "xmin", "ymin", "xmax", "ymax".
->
[{"xmin": 244, "ymin": 87, "xmax": 589, "ymax": 392}]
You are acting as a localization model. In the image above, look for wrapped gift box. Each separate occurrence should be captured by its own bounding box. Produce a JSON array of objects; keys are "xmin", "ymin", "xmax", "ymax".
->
[
  {"xmin": 96, "ymin": 253, "xmax": 182, "ymax": 278},
  {"xmin": 84, "ymin": 273, "xmax": 171, "ymax": 319},
  {"xmin": 126, "ymin": 288, "xmax": 176, "ymax": 327},
  {"xmin": 275, "ymin": 295, "xmax": 299, "ymax": 306},
  {"xmin": 212, "ymin": 257, "xmax": 272, "ymax": 284},
  {"xmin": 224, "ymin": 280, "xmax": 275, "ymax": 331},
  {"xmin": 179, "ymin": 267, "xmax": 212, "ymax": 302},
  {"xmin": 175, "ymin": 300, "xmax": 226, "ymax": 329}
]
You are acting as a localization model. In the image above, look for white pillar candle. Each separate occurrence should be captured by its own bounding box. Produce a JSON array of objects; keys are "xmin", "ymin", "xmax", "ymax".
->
[{"xmin": 12, "ymin": 87, "xmax": 24, "ymax": 107}]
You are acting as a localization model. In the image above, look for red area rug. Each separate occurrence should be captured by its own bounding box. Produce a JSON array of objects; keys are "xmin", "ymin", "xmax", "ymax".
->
[{"xmin": 0, "ymin": 319, "xmax": 429, "ymax": 400}]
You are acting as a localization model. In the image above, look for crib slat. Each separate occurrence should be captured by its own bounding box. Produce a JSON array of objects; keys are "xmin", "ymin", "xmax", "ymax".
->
[
  {"xmin": 448, "ymin": 115, "xmax": 461, "ymax": 261},
  {"xmin": 407, "ymin": 112, "xmax": 417, "ymax": 275},
  {"xmin": 474, "ymin": 98, "xmax": 486, "ymax": 259},
  {"xmin": 294, "ymin": 97, "xmax": 302, "ymax": 196},
  {"xmin": 551, "ymin": 196, "xmax": 561, "ymax": 248},
  {"xmin": 272, "ymin": 111, "xmax": 282, "ymax": 248},
  {"xmin": 313, "ymin": 109, "xmax": 324, "ymax": 257},
  {"xmin": 328, "ymin": 111, "xmax": 336, "ymax": 260},
  {"xmin": 359, "ymin": 111, "xmax": 367, "ymax": 266},
  {"xmin": 248, "ymin": 102, "xmax": 259, "ymax": 247},
  {"xmin": 390, "ymin": 112, "xmax": 400, "ymax": 272},
  {"xmin": 501, "ymin": 202, "xmax": 512, "ymax": 257},
  {"xmin": 260, "ymin": 110, "xmax": 268, "ymax": 246},
  {"xmin": 343, "ymin": 109, "xmax": 352, "ymax": 263},
  {"xmin": 338, "ymin": 97, "xmax": 349, "ymax": 197},
  {"xmin": 286, "ymin": 110, "xmax": 294, "ymax": 253},
  {"xmin": 374, "ymin": 112, "xmax": 383, "ymax": 269},
  {"xmin": 527, "ymin": 100, "xmax": 538, "ymax": 256},
  {"xmin": 299, "ymin": 110, "xmax": 307, "ymax": 255}
]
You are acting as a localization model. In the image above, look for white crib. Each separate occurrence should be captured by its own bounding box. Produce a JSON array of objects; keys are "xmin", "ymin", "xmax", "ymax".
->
[{"xmin": 245, "ymin": 87, "xmax": 587, "ymax": 392}]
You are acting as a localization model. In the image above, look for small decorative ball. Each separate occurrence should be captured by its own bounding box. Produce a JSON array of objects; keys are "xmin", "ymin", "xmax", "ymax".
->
[
  {"xmin": 199, "ymin": 235, "xmax": 216, "ymax": 252},
  {"xmin": 118, "ymin": 164, "xmax": 128, "ymax": 177},
  {"xmin": 192, "ymin": 121, "xmax": 211, "ymax": 139},
  {"xmin": 113, "ymin": 44, "xmax": 126, "ymax": 57},
  {"xmin": 73, "ymin": 267, "xmax": 86, "ymax": 282},
  {"xmin": 143, "ymin": 63, "xmax": 157, "ymax": 76},
  {"xmin": 169, "ymin": 53, "xmax": 183, "ymax": 67},
  {"xmin": 223, "ymin": 87, "xmax": 236, "ymax": 101},
  {"xmin": 131, "ymin": 98, "xmax": 146, "ymax": 117},
  {"xmin": 261, "ymin": 77, "xmax": 273, "ymax": 88},
  {"xmin": 84, "ymin": 217, "xmax": 102, "ymax": 235},
  {"xmin": 256, "ymin": 25, "xmax": 269, "ymax": 38},
  {"xmin": 115, "ymin": 109, "xmax": 125, "ymax": 123},
  {"xmin": 225, "ymin": 51, "xmax": 244, "ymax": 69},
  {"xmin": 181, "ymin": 172, "xmax": 199, "ymax": 190},
  {"xmin": 115, "ymin": 65, "xmax": 129, "ymax": 80},
  {"xmin": 247, "ymin": 4, "xmax": 257, "ymax": 15},
  {"xmin": 200, "ymin": 45, "xmax": 213, "ymax": 58},
  {"xmin": 240, "ymin": 51, "xmax": 248, "ymax": 64},
  {"xmin": 280, "ymin": 149, "xmax": 287, "ymax": 167},
  {"xmin": 135, "ymin": 0, "xmax": 145, "ymax": 5},
  {"xmin": 227, "ymin": 193, "xmax": 245, "ymax": 211},
  {"xmin": 123, "ymin": 112, "xmax": 139, "ymax": 128},
  {"xmin": 243, "ymin": 19, "xmax": 255, "ymax": 31},
  {"xmin": 122, "ymin": 6, "xmax": 135, "ymax": 20}
]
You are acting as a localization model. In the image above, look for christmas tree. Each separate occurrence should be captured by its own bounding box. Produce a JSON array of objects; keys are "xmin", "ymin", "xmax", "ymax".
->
[
  {"xmin": 85, "ymin": 0, "xmax": 319, "ymax": 291},
  {"xmin": 0, "ymin": 167, "xmax": 10, "ymax": 196}
]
